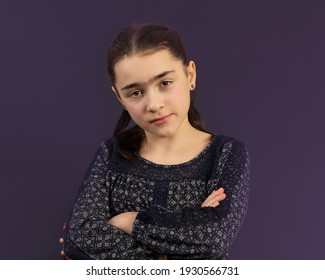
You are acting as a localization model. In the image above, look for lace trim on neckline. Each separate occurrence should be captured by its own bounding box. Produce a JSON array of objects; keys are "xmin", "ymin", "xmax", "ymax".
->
[{"xmin": 135, "ymin": 135, "xmax": 217, "ymax": 168}]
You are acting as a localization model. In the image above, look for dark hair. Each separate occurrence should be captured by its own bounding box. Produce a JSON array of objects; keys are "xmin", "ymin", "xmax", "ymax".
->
[{"xmin": 107, "ymin": 23, "xmax": 207, "ymax": 161}]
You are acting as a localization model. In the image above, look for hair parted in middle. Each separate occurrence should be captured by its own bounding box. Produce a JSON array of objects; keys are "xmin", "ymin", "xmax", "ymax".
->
[{"xmin": 107, "ymin": 23, "xmax": 208, "ymax": 161}]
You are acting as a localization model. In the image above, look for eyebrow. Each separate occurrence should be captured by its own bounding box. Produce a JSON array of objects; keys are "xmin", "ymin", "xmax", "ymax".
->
[{"xmin": 120, "ymin": 70, "xmax": 175, "ymax": 91}]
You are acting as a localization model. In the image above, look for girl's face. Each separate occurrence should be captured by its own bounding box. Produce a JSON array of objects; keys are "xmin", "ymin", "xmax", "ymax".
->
[{"xmin": 113, "ymin": 49, "xmax": 196, "ymax": 139}]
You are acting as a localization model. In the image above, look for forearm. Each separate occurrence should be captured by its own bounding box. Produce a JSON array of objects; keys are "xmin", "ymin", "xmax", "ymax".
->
[
  {"xmin": 106, "ymin": 187, "xmax": 225, "ymax": 235},
  {"xmin": 131, "ymin": 206, "xmax": 226, "ymax": 255},
  {"xmin": 131, "ymin": 169, "xmax": 249, "ymax": 257}
]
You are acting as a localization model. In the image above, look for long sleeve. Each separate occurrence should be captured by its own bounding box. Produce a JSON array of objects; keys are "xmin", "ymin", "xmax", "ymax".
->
[
  {"xmin": 131, "ymin": 140, "xmax": 250, "ymax": 259},
  {"xmin": 64, "ymin": 141, "xmax": 157, "ymax": 259}
]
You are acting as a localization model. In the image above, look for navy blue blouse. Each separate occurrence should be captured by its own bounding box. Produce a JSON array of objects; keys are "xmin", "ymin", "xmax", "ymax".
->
[{"xmin": 64, "ymin": 135, "xmax": 250, "ymax": 259}]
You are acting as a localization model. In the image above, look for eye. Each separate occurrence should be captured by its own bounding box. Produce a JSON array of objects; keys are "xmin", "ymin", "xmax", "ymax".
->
[
  {"xmin": 129, "ymin": 90, "xmax": 142, "ymax": 97},
  {"xmin": 160, "ymin": 80, "xmax": 172, "ymax": 88}
]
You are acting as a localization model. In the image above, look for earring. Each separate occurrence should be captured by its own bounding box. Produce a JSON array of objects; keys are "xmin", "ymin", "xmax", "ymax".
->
[{"xmin": 190, "ymin": 84, "xmax": 196, "ymax": 90}]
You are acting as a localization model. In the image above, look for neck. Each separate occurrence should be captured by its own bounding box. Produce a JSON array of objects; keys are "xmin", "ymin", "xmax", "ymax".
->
[
  {"xmin": 139, "ymin": 124, "xmax": 212, "ymax": 165},
  {"xmin": 142, "ymin": 121, "xmax": 209, "ymax": 155}
]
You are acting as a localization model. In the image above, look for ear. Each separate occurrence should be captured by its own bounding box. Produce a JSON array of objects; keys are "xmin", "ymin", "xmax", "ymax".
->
[
  {"xmin": 112, "ymin": 85, "xmax": 123, "ymax": 105},
  {"xmin": 186, "ymin": 60, "xmax": 197, "ymax": 87}
]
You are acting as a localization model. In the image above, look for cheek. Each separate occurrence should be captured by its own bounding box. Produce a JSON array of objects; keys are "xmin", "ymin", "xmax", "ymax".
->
[
  {"xmin": 173, "ymin": 85, "xmax": 191, "ymax": 106},
  {"xmin": 126, "ymin": 104, "xmax": 144, "ymax": 121}
]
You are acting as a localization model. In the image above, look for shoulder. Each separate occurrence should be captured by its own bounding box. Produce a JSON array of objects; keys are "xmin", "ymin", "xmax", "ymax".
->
[
  {"xmin": 207, "ymin": 135, "xmax": 250, "ymax": 188},
  {"xmin": 96, "ymin": 137, "xmax": 130, "ymax": 168},
  {"xmin": 213, "ymin": 135, "xmax": 247, "ymax": 153},
  {"xmin": 211, "ymin": 134, "xmax": 249, "ymax": 165},
  {"xmin": 99, "ymin": 137, "xmax": 117, "ymax": 154},
  {"xmin": 92, "ymin": 137, "xmax": 119, "ymax": 163}
]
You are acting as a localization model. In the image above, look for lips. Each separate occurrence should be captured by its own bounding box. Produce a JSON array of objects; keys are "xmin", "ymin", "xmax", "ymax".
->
[{"xmin": 150, "ymin": 114, "xmax": 173, "ymax": 125}]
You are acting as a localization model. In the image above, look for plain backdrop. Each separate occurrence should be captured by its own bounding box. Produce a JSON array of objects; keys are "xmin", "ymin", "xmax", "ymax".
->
[{"xmin": 0, "ymin": 0, "xmax": 324, "ymax": 259}]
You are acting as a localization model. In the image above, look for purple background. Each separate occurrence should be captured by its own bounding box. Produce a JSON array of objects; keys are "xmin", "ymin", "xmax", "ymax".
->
[{"xmin": 0, "ymin": 0, "xmax": 324, "ymax": 259}]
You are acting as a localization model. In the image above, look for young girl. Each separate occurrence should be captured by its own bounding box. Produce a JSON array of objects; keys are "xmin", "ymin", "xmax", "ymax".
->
[{"xmin": 63, "ymin": 23, "xmax": 250, "ymax": 260}]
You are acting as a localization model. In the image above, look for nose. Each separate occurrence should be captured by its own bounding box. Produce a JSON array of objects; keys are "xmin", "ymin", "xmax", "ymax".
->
[{"xmin": 145, "ymin": 91, "xmax": 164, "ymax": 112}]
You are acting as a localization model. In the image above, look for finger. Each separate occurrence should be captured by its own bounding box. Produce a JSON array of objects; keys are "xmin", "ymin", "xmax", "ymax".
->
[
  {"xmin": 211, "ymin": 193, "xmax": 226, "ymax": 204},
  {"xmin": 206, "ymin": 196, "xmax": 225, "ymax": 207},
  {"xmin": 216, "ymin": 193, "xmax": 226, "ymax": 201},
  {"xmin": 208, "ymin": 189, "xmax": 225, "ymax": 200},
  {"xmin": 209, "ymin": 192, "xmax": 226, "ymax": 201},
  {"xmin": 214, "ymin": 188, "xmax": 224, "ymax": 194},
  {"xmin": 202, "ymin": 192, "xmax": 226, "ymax": 206},
  {"xmin": 200, "ymin": 188, "xmax": 225, "ymax": 207},
  {"xmin": 201, "ymin": 197, "xmax": 219, "ymax": 207},
  {"xmin": 202, "ymin": 198, "xmax": 221, "ymax": 207},
  {"xmin": 61, "ymin": 250, "xmax": 65, "ymax": 256},
  {"xmin": 201, "ymin": 193, "xmax": 226, "ymax": 207},
  {"xmin": 211, "ymin": 201, "xmax": 220, "ymax": 207},
  {"xmin": 202, "ymin": 201, "xmax": 220, "ymax": 208},
  {"xmin": 204, "ymin": 191, "xmax": 220, "ymax": 202},
  {"xmin": 59, "ymin": 238, "xmax": 64, "ymax": 244}
]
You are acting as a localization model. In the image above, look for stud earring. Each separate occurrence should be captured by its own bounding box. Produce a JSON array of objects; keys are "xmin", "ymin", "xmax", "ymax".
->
[{"xmin": 190, "ymin": 84, "xmax": 196, "ymax": 90}]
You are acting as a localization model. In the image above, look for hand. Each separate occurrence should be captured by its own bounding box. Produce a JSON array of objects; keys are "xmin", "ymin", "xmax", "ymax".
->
[
  {"xmin": 201, "ymin": 188, "xmax": 226, "ymax": 207},
  {"xmin": 108, "ymin": 212, "xmax": 138, "ymax": 235},
  {"xmin": 59, "ymin": 222, "xmax": 67, "ymax": 259}
]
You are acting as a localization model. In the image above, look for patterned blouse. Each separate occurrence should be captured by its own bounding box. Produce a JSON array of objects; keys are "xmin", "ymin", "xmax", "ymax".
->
[{"xmin": 64, "ymin": 134, "xmax": 250, "ymax": 259}]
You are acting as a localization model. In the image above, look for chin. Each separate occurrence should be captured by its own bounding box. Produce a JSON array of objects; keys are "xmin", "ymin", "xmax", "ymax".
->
[
  {"xmin": 146, "ymin": 128, "xmax": 176, "ymax": 139},
  {"xmin": 156, "ymin": 129, "xmax": 179, "ymax": 139}
]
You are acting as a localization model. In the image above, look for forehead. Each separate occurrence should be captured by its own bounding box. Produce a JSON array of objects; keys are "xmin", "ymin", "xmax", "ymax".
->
[{"xmin": 114, "ymin": 50, "xmax": 183, "ymax": 85}]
